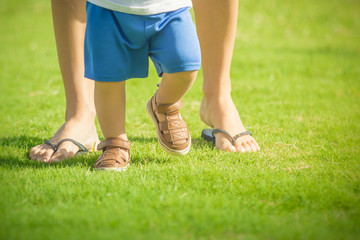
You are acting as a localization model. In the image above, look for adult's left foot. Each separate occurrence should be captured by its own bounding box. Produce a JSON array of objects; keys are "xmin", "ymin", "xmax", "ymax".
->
[{"xmin": 200, "ymin": 95, "xmax": 260, "ymax": 153}]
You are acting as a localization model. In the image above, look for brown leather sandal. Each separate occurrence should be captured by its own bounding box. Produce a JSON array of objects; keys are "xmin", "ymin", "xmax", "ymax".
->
[
  {"xmin": 94, "ymin": 138, "xmax": 130, "ymax": 171},
  {"xmin": 146, "ymin": 92, "xmax": 191, "ymax": 156}
]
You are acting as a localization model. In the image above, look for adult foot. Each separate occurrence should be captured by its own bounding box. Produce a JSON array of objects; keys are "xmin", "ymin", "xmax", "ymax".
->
[
  {"xmin": 29, "ymin": 117, "xmax": 100, "ymax": 162},
  {"xmin": 200, "ymin": 95, "xmax": 260, "ymax": 153}
]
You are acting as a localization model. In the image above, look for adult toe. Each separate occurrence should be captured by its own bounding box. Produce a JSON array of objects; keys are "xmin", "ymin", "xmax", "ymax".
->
[
  {"xmin": 30, "ymin": 145, "xmax": 54, "ymax": 162},
  {"xmin": 29, "ymin": 146, "xmax": 40, "ymax": 160},
  {"xmin": 250, "ymin": 140, "xmax": 260, "ymax": 152},
  {"xmin": 247, "ymin": 142, "xmax": 257, "ymax": 152},
  {"xmin": 235, "ymin": 143, "xmax": 246, "ymax": 153},
  {"xmin": 235, "ymin": 136, "xmax": 253, "ymax": 153},
  {"xmin": 49, "ymin": 142, "xmax": 79, "ymax": 163},
  {"xmin": 244, "ymin": 142, "xmax": 253, "ymax": 152},
  {"xmin": 215, "ymin": 134, "xmax": 236, "ymax": 152}
]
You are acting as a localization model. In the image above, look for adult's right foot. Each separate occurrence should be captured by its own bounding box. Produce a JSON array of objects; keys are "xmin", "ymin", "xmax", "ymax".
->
[{"xmin": 30, "ymin": 116, "xmax": 100, "ymax": 163}]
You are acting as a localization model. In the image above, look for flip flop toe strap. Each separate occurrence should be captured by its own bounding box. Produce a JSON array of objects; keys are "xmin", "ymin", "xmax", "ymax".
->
[
  {"xmin": 44, "ymin": 140, "xmax": 57, "ymax": 151},
  {"xmin": 44, "ymin": 138, "xmax": 88, "ymax": 153},
  {"xmin": 212, "ymin": 129, "xmax": 236, "ymax": 145},
  {"xmin": 212, "ymin": 129, "xmax": 252, "ymax": 146},
  {"xmin": 233, "ymin": 131, "xmax": 252, "ymax": 143},
  {"xmin": 56, "ymin": 138, "xmax": 88, "ymax": 152}
]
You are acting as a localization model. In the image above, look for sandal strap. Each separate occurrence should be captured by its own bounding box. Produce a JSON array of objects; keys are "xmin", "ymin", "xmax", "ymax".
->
[
  {"xmin": 97, "ymin": 138, "xmax": 131, "ymax": 151},
  {"xmin": 57, "ymin": 138, "xmax": 88, "ymax": 152},
  {"xmin": 153, "ymin": 91, "xmax": 182, "ymax": 114},
  {"xmin": 212, "ymin": 129, "xmax": 252, "ymax": 146},
  {"xmin": 156, "ymin": 100, "xmax": 182, "ymax": 114},
  {"xmin": 44, "ymin": 140, "xmax": 57, "ymax": 151},
  {"xmin": 159, "ymin": 119, "xmax": 187, "ymax": 132},
  {"xmin": 233, "ymin": 131, "xmax": 252, "ymax": 143},
  {"xmin": 212, "ymin": 129, "xmax": 235, "ymax": 145},
  {"xmin": 95, "ymin": 148, "xmax": 128, "ymax": 166},
  {"xmin": 44, "ymin": 138, "xmax": 88, "ymax": 152}
]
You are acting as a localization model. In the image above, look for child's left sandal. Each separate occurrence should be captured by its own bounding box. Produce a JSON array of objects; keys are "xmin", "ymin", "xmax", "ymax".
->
[{"xmin": 94, "ymin": 138, "xmax": 130, "ymax": 171}]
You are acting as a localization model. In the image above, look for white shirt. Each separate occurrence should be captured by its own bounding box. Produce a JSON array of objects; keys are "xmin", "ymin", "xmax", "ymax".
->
[{"xmin": 87, "ymin": 0, "xmax": 193, "ymax": 15}]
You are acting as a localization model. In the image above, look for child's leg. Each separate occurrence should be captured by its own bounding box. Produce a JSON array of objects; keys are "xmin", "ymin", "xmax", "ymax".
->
[
  {"xmin": 156, "ymin": 71, "xmax": 197, "ymax": 139},
  {"xmin": 147, "ymin": 71, "xmax": 197, "ymax": 156},
  {"xmin": 156, "ymin": 71, "xmax": 198, "ymax": 104},
  {"xmin": 145, "ymin": 8, "xmax": 200, "ymax": 155},
  {"xmin": 94, "ymin": 81, "xmax": 130, "ymax": 171},
  {"xmin": 95, "ymin": 81, "xmax": 127, "ymax": 140}
]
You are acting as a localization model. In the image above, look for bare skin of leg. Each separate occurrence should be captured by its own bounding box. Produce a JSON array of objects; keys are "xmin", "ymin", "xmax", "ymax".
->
[
  {"xmin": 30, "ymin": 0, "xmax": 99, "ymax": 162},
  {"xmin": 95, "ymin": 81, "xmax": 128, "ymax": 142},
  {"xmin": 157, "ymin": 71, "xmax": 198, "ymax": 104},
  {"xmin": 193, "ymin": 0, "xmax": 260, "ymax": 152}
]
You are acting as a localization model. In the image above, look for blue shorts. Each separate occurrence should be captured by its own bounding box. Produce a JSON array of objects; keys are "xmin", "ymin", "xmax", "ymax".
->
[{"xmin": 84, "ymin": 2, "xmax": 201, "ymax": 82}]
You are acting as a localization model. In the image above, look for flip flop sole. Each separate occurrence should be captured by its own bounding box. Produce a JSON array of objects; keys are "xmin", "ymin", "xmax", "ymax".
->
[
  {"xmin": 201, "ymin": 129, "xmax": 216, "ymax": 145},
  {"xmin": 95, "ymin": 164, "xmax": 129, "ymax": 172}
]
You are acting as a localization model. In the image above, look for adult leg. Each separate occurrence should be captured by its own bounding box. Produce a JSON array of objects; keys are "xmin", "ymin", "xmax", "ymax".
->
[
  {"xmin": 30, "ymin": 0, "xmax": 99, "ymax": 162},
  {"xmin": 193, "ymin": 0, "xmax": 260, "ymax": 152}
]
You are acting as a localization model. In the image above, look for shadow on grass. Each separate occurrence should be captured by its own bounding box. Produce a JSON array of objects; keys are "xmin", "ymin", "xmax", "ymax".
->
[{"xmin": 0, "ymin": 135, "xmax": 211, "ymax": 170}]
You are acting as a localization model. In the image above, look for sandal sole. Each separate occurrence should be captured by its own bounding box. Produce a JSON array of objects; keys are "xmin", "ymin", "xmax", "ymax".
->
[{"xmin": 94, "ymin": 163, "xmax": 129, "ymax": 172}]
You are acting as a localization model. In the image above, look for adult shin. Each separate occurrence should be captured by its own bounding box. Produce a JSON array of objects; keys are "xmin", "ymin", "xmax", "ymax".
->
[
  {"xmin": 51, "ymin": 0, "xmax": 96, "ymax": 120},
  {"xmin": 193, "ymin": 0, "xmax": 239, "ymax": 99}
]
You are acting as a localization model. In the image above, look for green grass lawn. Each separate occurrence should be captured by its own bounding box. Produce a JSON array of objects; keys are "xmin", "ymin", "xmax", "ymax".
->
[{"xmin": 1, "ymin": 0, "xmax": 359, "ymax": 239}]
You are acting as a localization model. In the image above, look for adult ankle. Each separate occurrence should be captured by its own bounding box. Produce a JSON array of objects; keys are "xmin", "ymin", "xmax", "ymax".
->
[
  {"xmin": 202, "ymin": 91, "xmax": 233, "ymax": 107},
  {"xmin": 65, "ymin": 108, "xmax": 96, "ymax": 122},
  {"xmin": 202, "ymin": 86, "xmax": 232, "ymax": 102}
]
